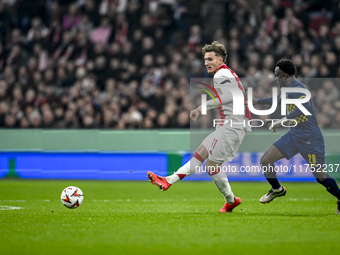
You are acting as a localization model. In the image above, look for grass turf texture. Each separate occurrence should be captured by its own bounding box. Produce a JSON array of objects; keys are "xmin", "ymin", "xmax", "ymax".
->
[{"xmin": 0, "ymin": 180, "xmax": 339, "ymax": 255}]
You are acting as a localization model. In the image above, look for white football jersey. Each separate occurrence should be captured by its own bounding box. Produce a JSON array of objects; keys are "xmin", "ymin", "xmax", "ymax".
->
[{"xmin": 207, "ymin": 64, "xmax": 251, "ymax": 132}]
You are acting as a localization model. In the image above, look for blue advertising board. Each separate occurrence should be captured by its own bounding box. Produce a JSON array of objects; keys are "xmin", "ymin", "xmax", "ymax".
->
[{"xmin": 2, "ymin": 151, "xmax": 337, "ymax": 181}]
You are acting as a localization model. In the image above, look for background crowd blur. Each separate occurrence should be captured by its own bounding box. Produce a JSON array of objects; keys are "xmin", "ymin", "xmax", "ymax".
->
[{"xmin": 0, "ymin": 0, "xmax": 339, "ymax": 130}]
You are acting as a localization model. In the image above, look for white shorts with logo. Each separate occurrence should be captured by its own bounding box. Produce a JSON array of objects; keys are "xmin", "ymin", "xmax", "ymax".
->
[{"xmin": 201, "ymin": 126, "xmax": 246, "ymax": 164}]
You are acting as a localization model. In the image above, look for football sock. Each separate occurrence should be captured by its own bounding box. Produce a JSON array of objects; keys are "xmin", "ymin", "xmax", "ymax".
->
[
  {"xmin": 209, "ymin": 170, "xmax": 235, "ymax": 204},
  {"xmin": 263, "ymin": 164, "xmax": 281, "ymax": 190},
  {"xmin": 273, "ymin": 186, "xmax": 283, "ymax": 192},
  {"xmin": 317, "ymin": 174, "xmax": 340, "ymax": 200},
  {"xmin": 166, "ymin": 152, "xmax": 204, "ymax": 184}
]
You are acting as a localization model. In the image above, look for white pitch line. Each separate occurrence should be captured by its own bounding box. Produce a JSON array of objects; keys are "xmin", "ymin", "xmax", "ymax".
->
[
  {"xmin": 0, "ymin": 199, "xmax": 50, "ymax": 202},
  {"xmin": 93, "ymin": 198, "xmax": 331, "ymax": 202},
  {"xmin": 0, "ymin": 206, "xmax": 24, "ymax": 210},
  {"xmin": 0, "ymin": 200, "xmax": 26, "ymax": 202}
]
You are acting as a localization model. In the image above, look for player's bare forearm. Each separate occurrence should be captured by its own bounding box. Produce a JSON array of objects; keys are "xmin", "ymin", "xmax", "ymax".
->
[{"xmin": 190, "ymin": 107, "xmax": 202, "ymax": 121}]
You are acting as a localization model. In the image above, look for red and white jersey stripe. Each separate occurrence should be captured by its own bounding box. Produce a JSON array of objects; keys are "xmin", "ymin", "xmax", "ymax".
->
[{"xmin": 213, "ymin": 64, "xmax": 251, "ymax": 131}]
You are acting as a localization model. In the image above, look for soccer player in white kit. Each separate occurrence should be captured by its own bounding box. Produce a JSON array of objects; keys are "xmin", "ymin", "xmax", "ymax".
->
[{"xmin": 147, "ymin": 41, "xmax": 251, "ymax": 213}]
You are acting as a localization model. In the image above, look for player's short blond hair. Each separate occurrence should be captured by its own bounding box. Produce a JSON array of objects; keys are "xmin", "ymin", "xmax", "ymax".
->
[{"xmin": 201, "ymin": 41, "xmax": 227, "ymax": 62}]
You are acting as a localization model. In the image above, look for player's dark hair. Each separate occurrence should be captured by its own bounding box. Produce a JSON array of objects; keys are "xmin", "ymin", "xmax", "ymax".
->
[
  {"xmin": 276, "ymin": 59, "xmax": 296, "ymax": 76},
  {"xmin": 202, "ymin": 41, "xmax": 227, "ymax": 62}
]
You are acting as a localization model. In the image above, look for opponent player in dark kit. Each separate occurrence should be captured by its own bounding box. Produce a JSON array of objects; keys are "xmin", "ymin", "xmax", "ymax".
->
[{"xmin": 253, "ymin": 59, "xmax": 340, "ymax": 214}]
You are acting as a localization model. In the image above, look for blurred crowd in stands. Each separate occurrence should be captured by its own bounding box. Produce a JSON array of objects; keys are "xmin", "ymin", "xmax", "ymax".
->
[{"xmin": 0, "ymin": 0, "xmax": 339, "ymax": 129}]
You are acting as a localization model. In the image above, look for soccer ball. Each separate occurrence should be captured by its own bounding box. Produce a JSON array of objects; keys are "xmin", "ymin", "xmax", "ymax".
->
[{"xmin": 61, "ymin": 186, "xmax": 84, "ymax": 209}]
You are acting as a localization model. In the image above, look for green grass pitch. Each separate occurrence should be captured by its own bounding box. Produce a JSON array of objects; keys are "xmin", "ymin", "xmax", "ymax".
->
[{"xmin": 0, "ymin": 179, "xmax": 339, "ymax": 255}]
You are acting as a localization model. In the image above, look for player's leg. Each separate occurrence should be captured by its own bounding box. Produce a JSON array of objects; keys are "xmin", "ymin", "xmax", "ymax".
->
[
  {"xmin": 260, "ymin": 132, "xmax": 298, "ymax": 203},
  {"xmin": 204, "ymin": 127, "xmax": 245, "ymax": 212},
  {"xmin": 206, "ymin": 159, "xmax": 234, "ymax": 203},
  {"xmin": 299, "ymin": 146, "xmax": 340, "ymax": 213},
  {"xmin": 205, "ymin": 158, "xmax": 241, "ymax": 213},
  {"xmin": 259, "ymin": 144, "xmax": 288, "ymax": 203},
  {"xmin": 314, "ymin": 170, "xmax": 340, "ymax": 201},
  {"xmin": 147, "ymin": 144, "xmax": 208, "ymax": 191},
  {"xmin": 260, "ymin": 144, "xmax": 285, "ymax": 189},
  {"xmin": 166, "ymin": 144, "xmax": 208, "ymax": 184},
  {"xmin": 160, "ymin": 130, "xmax": 220, "ymax": 187}
]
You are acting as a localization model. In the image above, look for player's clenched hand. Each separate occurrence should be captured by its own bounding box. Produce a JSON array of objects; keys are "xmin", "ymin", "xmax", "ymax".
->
[
  {"xmin": 268, "ymin": 117, "xmax": 288, "ymax": 132},
  {"xmin": 267, "ymin": 122, "xmax": 281, "ymax": 132},
  {"xmin": 190, "ymin": 108, "xmax": 201, "ymax": 121}
]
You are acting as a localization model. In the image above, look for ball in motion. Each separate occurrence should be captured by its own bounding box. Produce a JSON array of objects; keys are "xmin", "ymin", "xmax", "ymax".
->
[{"xmin": 61, "ymin": 186, "xmax": 84, "ymax": 209}]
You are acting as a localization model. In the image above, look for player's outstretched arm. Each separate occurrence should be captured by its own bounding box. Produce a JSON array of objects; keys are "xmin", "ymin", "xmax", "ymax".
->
[
  {"xmin": 190, "ymin": 92, "xmax": 232, "ymax": 121},
  {"xmin": 256, "ymin": 95, "xmax": 281, "ymax": 105}
]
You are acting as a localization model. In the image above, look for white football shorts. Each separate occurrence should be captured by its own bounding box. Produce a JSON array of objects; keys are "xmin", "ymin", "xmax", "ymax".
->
[{"xmin": 201, "ymin": 126, "xmax": 246, "ymax": 164}]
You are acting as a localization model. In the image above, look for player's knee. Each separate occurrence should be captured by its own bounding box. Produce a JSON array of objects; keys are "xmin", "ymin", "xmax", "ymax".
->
[
  {"xmin": 316, "ymin": 177, "xmax": 324, "ymax": 184},
  {"xmin": 260, "ymin": 156, "xmax": 271, "ymax": 167},
  {"xmin": 314, "ymin": 172, "xmax": 327, "ymax": 182}
]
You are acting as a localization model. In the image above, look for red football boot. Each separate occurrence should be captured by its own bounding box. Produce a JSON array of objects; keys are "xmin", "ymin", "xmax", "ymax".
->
[
  {"xmin": 147, "ymin": 171, "xmax": 171, "ymax": 191},
  {"xmin": 219, "ymin": 197, "xmax": 241, "ymax": 213}
]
